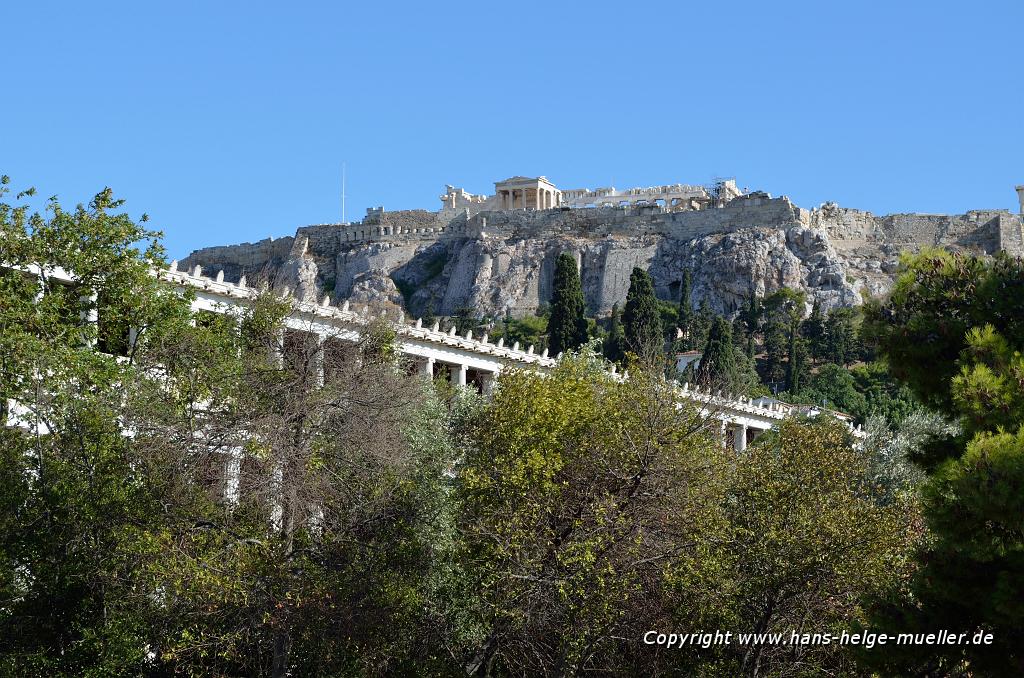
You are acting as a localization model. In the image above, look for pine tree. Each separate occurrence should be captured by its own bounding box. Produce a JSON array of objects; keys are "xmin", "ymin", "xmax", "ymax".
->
[
  {"xmin": 865, "ymin": 249, "xmax": 1024, "ymax": 672},
  {"xmin": 622, "ymin": 267, "xmax": 663, "ymax": 361},
  {"xmin": 698, "ymin": 315, "xmax": 738, "ymax": 391},
  {"xmin": 547, "ymin": 253, "xmax": 589, "ymax": 356},
  {"xmin": 604, "ymin": 302, "xmax": 625, "ymax": 363}
]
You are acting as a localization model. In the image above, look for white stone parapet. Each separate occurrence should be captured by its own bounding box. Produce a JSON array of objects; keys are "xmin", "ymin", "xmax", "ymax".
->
[
  {"xmin": 5, "ymin": 261, "xmax": 863, "ymax": 441},
  {"xmin": 158, "ymin": 264, "xmax": 863, "ymax": 439}
]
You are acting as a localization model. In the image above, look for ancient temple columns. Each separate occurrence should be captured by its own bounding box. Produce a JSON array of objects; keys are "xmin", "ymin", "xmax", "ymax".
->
[
  {"xmin": 494, "ymin": 177, "xmax": 559, "ymax": 211},
  {"xmin": 455, "ymin": 364, "xmax": 468, "ymax": 387},
  {"xmin": 421, "ymin": 356, "xmax": 435, "ymax": 378}
]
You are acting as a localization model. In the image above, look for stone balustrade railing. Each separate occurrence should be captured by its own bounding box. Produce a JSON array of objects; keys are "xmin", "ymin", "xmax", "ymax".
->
[{"xmin": 165, "ymin": 262, "xmax": 864, "ymax": 441}]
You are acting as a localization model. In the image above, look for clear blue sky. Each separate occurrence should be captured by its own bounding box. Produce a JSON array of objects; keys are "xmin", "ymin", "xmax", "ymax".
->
[{"xmin": 4, "ymin": 1, "xmax": 1022, "ymax": 259}]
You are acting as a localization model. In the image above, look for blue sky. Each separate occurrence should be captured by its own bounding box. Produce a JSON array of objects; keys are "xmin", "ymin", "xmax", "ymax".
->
[{"xmin": 3, "ymin": 1, "xmax": 1022, "ymax": 259}]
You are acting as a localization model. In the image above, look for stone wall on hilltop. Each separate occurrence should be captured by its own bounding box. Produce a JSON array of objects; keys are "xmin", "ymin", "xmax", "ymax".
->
[{"xmin": 178, "ymin": 192, "xmax": 1023, "ymax": 320}]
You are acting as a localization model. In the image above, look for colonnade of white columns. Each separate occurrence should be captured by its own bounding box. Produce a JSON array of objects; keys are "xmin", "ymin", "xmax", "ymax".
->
[{"xmin": 500, "ymin": 187, "xmax": 558, "ymax": 210}]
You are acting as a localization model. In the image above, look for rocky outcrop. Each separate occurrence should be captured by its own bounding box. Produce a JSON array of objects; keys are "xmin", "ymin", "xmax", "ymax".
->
[
  {"xmin": 179, "ymin": 192, "xmax": 1022, "ymax": 321},
  {"xmin": 387, "ymin": 224, "xmax": 859, "ymax": 319}
]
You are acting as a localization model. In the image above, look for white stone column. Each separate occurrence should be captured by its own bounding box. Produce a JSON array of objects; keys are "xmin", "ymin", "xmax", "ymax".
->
[
  {"xmin": 733, "ymin": 424, "xmax": 747, "ymax": 452},
  {"xmin": 456, "ymin": 364, "xmax": 467, "ymax": 387},
  {"xmin": 421, "ymin": 356, "xmax": 435, "ymax": 378},
  {"xmin": 535, "ymin": 187, "xmax": 540, "ymax": 210},
  {"xmin": 1017, "ymin": 185, "xmax": 1024, "ymax": 215},
  {"xmin": 720, "ymin": 419, "xmax": 727, "ymax": 448}
]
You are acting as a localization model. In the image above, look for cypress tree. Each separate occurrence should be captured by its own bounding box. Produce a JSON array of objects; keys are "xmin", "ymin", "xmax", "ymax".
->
[
  {"xmin": 803, "ymin": 299, "xmax": 825, "ymax": 363},
  {"xmin": 689, "ymin": 299, "xmax": 714, "ymax": 352},
  {"xmin": 741, "ymin": 291, "xmax": 761, "ymax": 359},
  {"xmin": 622, "ymin": 267, "xmax": 663, "ymax": 360},
  {"xmin": 547, "ymin": 253, "xmax": 588, "ymax": 356},
  {"xmin": 787, "ymin": 313, "xmax": 801, "ymax": 393},
  {"xmin": 698, "ymin": 315, "xmax": 738, "ymax": 390},
  {"xmin": 604, "ymin": 302, "xmax": 624, "ymax": 363},
  {"xmin": 677, "ymin": 268, "xmax": 693, "ymax": 343}
]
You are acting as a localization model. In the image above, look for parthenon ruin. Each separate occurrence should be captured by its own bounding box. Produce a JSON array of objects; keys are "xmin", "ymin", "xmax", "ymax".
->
[{"xmin": 438, "ymin": 176, "xmax": 744, "ymax": 216}]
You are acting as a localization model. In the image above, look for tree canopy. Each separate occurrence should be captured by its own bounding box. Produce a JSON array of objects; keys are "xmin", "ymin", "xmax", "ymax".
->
[
  {"xmin": 622, "ymin": 267, "xmax": 663, "ymax": 362},
  {"xmin": 546, "ymin": 252, "xmax": 588, "ymax": 356}
]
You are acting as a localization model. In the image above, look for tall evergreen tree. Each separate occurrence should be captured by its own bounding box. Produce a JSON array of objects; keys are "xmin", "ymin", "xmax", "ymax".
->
[
  {"xmin": 547, "ymin": 253, "xmax": 588, "ymax": 356},
  {"xmin": 786, "ymin": 313, "xmax": 803, "ymax": 393},
  {"xmin": 604, "ymin": 302, "xmax": 625, "ymax": 363},
  {"xmin": 622, "ymin": 267, "xmax": 663, "ymax": 361},
  {"xmin": 865, "ymin": 249, "xmax": 1024, "ymax": 673},
  {"xmin": 697, "ymin": 316, "xmax": 738, "ymax": 391},
  {"xmin": 677, "ymin": 268, "xmax": 693, "ymax": 343},
  {"xmin": 824, "ymin": 307, "xmax": 859, "ymax": 366},
  {"xmin": 689, "ymin": 299, "xmax": 714, "ymax": 352},
  {"xmin": 803, "ymin": 299, "xmax": 825, "ymax": 363}
]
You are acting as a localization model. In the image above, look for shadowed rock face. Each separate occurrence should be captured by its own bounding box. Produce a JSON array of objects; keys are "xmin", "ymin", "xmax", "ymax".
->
[
  {"xmin": 179, "ymin": 194, "xmax": 1021, "ymax": 320},
  {"xmin": 387, "ymin": 224, "xmax": 859, "ymax": 319}
]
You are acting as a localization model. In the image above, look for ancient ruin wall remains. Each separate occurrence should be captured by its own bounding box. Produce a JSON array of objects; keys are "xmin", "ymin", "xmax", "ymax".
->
[{"xmin": 180, "ymin": 178, "xmax": 1024, "ymax": 318}]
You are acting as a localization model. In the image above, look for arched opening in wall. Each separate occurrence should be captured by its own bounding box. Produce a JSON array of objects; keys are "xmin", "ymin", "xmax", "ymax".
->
[
  {"xmin": 618, "ymin": 200, "xmax": 630, "ymax": 208},
  {"xmin": 654, "ymin": 199, "xmax": 666, "ymax": 210}
]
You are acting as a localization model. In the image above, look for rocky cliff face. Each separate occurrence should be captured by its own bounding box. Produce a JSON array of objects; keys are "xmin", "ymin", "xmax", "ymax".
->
[
  {"xmin": 179, "ymin": 195, "xmax": 1022, "ymax": 320},
  {"xmin": 385, "ymin": 223, "xmax": 859, "ymax": 318}
]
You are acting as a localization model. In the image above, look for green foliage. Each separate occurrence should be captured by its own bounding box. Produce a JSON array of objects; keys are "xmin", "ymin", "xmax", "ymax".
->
[
  {"xmin": 849, "ymin": 361, "xmax": 920, "ymax": 425},
  {"xmin": 655, "ymin": 298, "xmax": 679, "ymax": 342},
  {"xmin": 458, "ymin": 351, "xmax": 725, "ymax": 674},
  {"xmin": 603, "ymin": 302, "xmax": 625, "ymax": 364},
  {"xmin": 697, "ymin": 315, "xmax": 738, "ymax": 391},
  {"xmin": 864, "ymin": 249, "xmax": 1024, "ymax": 674},
  {"xmin": 823, "ymin": 306, "xmax": 862, "ymax": 366},
  {"xmin": 803, "ymin": 299, "xmax": 826, "ymax": 362},
  {"xmin": 677, "ymin": 268, "xmax": 694, "ymax": 341},
  {"xmin": 799, "ymin": 363, "xmax": 868, "ymax": 418},
  {"xmin": 688, "ymin": 298, "xmax": 714, "ymax": 353},
  {"xmin": 622, "ymin": 267, "xmax": 663, "ymax": 362},
  {"xmin": 491, "ymin": 312, "xmax": 548, "ymax": 351},
  {"xmin": 0, "ymin": 178, "xmax": 182, "ymax": 675},
  {"xmin": 547, "ymin": 253, "xmax": 589, "ymax": 356},
  {"xmin": 710, "ymin": 417, "xmax": 921, "ymax": 675}
]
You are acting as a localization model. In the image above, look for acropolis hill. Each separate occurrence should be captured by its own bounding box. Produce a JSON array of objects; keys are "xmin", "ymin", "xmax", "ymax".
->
[{"xmin": 181, "ymin": 176, "xmax": 1024, "ymax": 319}]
